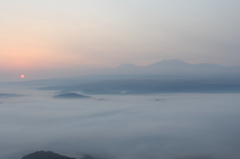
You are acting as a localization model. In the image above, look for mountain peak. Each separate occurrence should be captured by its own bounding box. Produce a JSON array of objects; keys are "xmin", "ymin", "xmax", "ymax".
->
[{"xmin": 21, "ymin": 151, "xmax": 75, "ymax": 159}]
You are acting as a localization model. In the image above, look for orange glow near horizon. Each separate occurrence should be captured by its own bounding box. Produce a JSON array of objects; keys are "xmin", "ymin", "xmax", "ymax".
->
[
  {"xmin": 20, "ymin": 75, "xmax": 25, "ymax": 78},
  {"xmin": 0, "ymin": 40, "xmax": 91, "ymax": 70}
]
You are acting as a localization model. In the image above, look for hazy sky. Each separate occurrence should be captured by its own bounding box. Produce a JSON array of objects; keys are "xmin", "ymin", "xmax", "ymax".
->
[{"xmin": 1, "ymin": 0, "xmax": 240, "ymax": 81}]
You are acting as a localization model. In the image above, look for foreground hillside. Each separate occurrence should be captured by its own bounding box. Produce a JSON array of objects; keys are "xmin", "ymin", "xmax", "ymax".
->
[{"xmin": 21, "ymin": 151, "xmax": 94, "ymax": 159}]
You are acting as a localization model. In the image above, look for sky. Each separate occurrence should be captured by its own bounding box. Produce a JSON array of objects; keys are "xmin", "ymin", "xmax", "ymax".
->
[{"xmin": 0, "ymin": 0, "xmax": 240, "ymax": 81}]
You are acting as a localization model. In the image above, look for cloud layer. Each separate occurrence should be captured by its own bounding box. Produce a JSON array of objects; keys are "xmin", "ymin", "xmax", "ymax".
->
[{"xmin": 0, "ymin": 88, "xmax": 240, "ymax": 159}]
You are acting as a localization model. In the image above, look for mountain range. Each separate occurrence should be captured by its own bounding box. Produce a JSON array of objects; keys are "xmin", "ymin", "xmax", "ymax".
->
[
  {"xmin": 37, "ymin": 59, "xmax": 240, "ymax": 95},
  {"xmin": 4, "ymin": 59, "xmax": 240, "ymax": 90},
  {"xmin": 103, "ymin": 59, "xmax": 240, "ymax": 76}
]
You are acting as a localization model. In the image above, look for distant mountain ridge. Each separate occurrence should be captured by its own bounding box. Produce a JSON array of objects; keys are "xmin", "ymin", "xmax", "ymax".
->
[
  {"xmin": 4, "ymin": 59, "xmax": 240, "ymax": 88},
  {"xmin": 21, "ymin": 151, "xmax": 95, "ymax": 159},
  {"xmin": 52, "ymin": 93, "xmax": 91, "ymax": 99},
  {"xmin": 21, "ymin": 151, "xmax": 75, "ymax": 159},
  {"xmin": 104, "ymin": 59, "xmax": 240, "ymax": 75}
]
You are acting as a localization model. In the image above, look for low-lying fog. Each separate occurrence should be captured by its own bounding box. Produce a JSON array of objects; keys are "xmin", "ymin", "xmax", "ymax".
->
[{"xmin": 0, "ymin": 87, "xmax": 240, "ymax": 159}]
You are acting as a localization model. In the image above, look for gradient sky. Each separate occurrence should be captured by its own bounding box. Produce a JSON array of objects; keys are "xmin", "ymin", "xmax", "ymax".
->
[{"xmin": 0, "ymin": 0, "xmax": 240, "ymax": 81}]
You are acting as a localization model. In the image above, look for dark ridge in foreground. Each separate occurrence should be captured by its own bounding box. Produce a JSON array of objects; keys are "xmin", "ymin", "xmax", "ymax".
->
[
  {"xmin": 21, "ymin": 151, "xmax": 75, "ymax": 159},
  {"xmin": 21, "ymin": 151, "xmax": 95, "ymax": 159},
  {"xmin": 52, "ymin": 93, "xmax": 91, "ymax": 99}
]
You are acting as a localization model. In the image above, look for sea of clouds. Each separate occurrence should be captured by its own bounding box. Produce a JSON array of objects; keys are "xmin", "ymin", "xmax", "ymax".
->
[{"xmin": 0, "ymin": 87, "xmax": 240, "ymax": 159}]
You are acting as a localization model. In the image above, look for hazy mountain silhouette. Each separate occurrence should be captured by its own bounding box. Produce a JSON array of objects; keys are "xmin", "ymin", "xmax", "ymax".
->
[
  {"xmin": 106, "ymin": 59, "xmax": 240, "ymax": 75},
  {"xmin": 21, "ymin": 151, "xmax": 75, "ymax": 159},
  {"xmin": 21, "ymin": 151, "xmax": 95, "ymax": 159},
  {"xmin": 7, "ymin": 59, "xmax": 240, "ymax": 88},
  {"xmin": 36, "ymin": 59, "xmax": 240, "ymax": 95},
  {"xmin": 7, "ymin": 59, "xmax": 240, "ymax": 95},
  {"xmin": 52, "ymin": 93, "xmax": 91, "ymax": 99}
]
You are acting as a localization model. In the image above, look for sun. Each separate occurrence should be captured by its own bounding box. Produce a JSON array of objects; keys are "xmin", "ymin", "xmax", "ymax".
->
[{"xmin": 20, "ymin": 75, "xmax": 25, "ymax": 79}]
